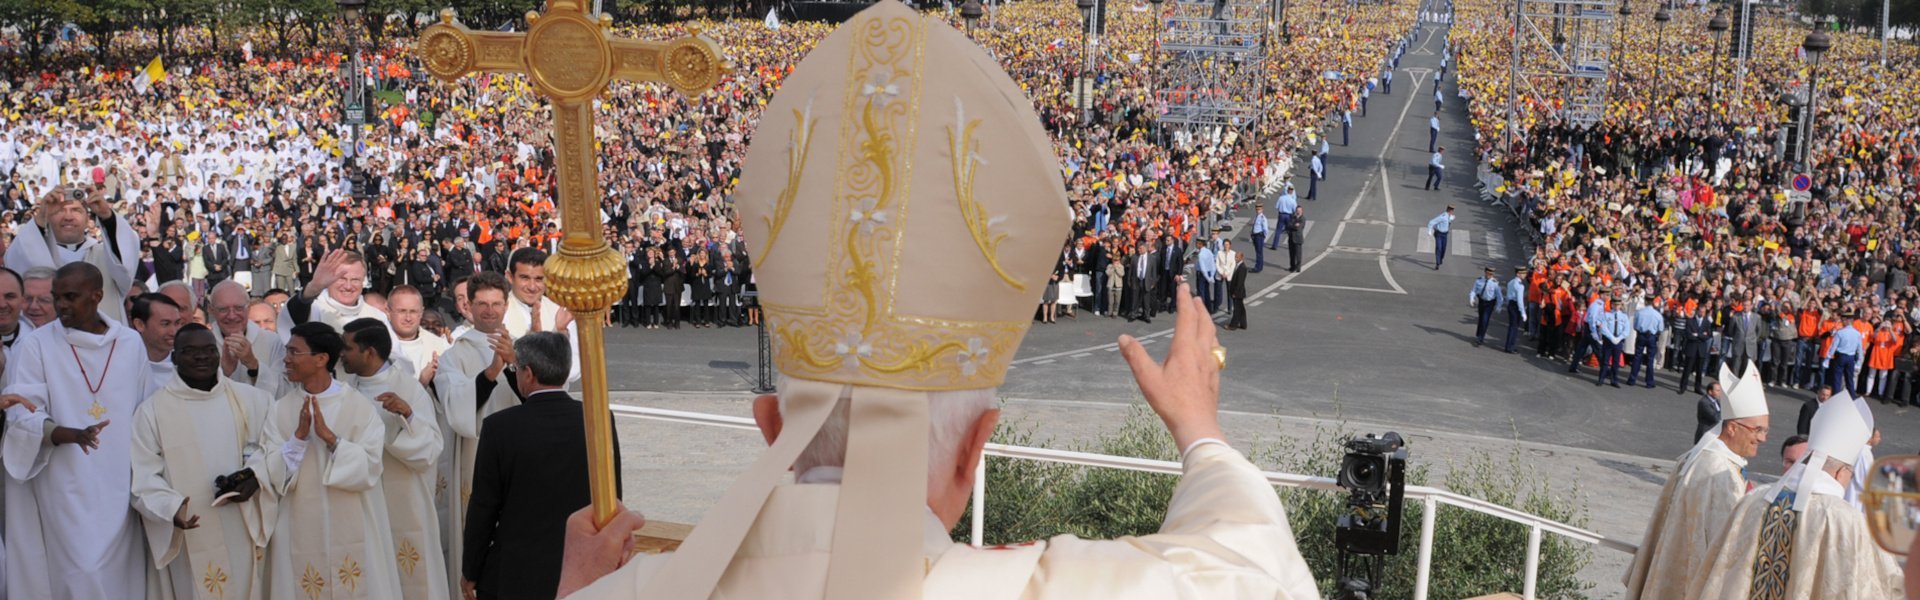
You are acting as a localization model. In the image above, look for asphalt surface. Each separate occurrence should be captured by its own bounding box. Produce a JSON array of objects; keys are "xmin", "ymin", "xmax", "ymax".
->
[{"xmin": 598, "ymin": 20, "xmax": 1915, "ymax": 476}]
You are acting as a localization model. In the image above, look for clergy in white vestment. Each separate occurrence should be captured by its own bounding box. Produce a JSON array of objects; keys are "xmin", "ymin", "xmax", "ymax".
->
[
  {"xmin": 0, "ymin": 267, "xmax": 31, "ymax": 352},
  {"xmin": 555, "ymin": 6, "xmax": 1321, "ymax": 597},
  {"xmin": 260, "ymin": 321, "xmax": 403, "ymax": 600},
  {"xmin": 1624, "ymin": 362, "xmax": 1770, "ymax": 599},
  {"xmin": 19, "ymin": 268, "xmax": 56, "ymax": 330},
  {"xmin": 1845, "ymin": 396, "xmax": 1879, "ymax": 510},
  {"xmin": 132, "ymin": 293, "xmax": 187, "ymax": 391},
  {"xmin": 278, "ymin": 249, "xmax": 389, "ymax": 339},
  {"xmin": 210, "ymin": 281, "xmax": 289, "ymax": 399},
  {"xmin": 1688, "ymin": 391, "xmax": 1902, "ymax": 598},
  {"xmin": 387, "ymin": 286, "xmax": 449, "ymax": 389},
  {"xmin": 339, "ymin": 318, "xmax": 449, "ymax": 600},
  {"xmin": 1, "ymin": 263, "xmax": 153, "ymax": 599},
  {"xmin": 432, "ymin": 272, "xmax": 520, "ymax": 597},
  {"xmin": 500, "ymin": 249, "xmax": 580, "ymax": 384},
  {"xmin": 130, "ymin": 324, "xmax": 277, "ymax": 600},
  {"xmin": 2, "ymin": 186, "xmax": 139, "ymax": 322},
  {"xmin": 386, "ymin": 284, "xmax": 453, "ymax": 572}
]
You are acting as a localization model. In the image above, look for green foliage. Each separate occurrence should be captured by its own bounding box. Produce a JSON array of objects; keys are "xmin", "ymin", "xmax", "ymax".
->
[{"xmin": 955, "ymin": 409, "xmax": 1594, "ymax": 600}]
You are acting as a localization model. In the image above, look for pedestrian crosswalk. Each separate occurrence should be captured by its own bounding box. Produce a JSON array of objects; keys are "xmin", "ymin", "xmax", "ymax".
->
[{"xmin": 1411, "ymin": 226, "xmax": 1513, "ymax": 261}]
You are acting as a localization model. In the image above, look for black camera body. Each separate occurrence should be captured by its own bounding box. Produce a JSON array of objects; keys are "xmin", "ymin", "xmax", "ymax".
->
[
  {"xmin": 1335, "ymin": 432, "xmax": 1407, "ymax": 556},
  {"xmin": 1332, "ymin": 432, "xmax": 1409, "ymax": 600}
]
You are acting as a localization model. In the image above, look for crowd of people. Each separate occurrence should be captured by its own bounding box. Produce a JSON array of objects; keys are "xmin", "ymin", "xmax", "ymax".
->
[
  {"xmin": 1448, "ymin": 0, "xmax": 1920, "ymax": 407},
  {"xmin": 1011, "ymin": 0, "xmax": 1417, "ymax": 325}
]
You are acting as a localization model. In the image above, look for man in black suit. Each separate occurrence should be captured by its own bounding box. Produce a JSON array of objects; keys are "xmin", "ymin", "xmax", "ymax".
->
[
  {"xmin": 1694, "ymin": 380, "xmax": 1724, "ymax": 444},
  {"xmin": 204, "ymin": 236, "xmax": 232, "ymax": 285},
  {"xmin": 1674, "ymin": 305, "xmax": 1713, "ymax": 395},
  {"xmin": 462, "ymin": 332, "xmax": 621, "ymax": 600},
  {"xmin": 1130, "ymin": 242, "xmax": 1159, "ymax": 323},
  {"xmin": 1795, "ymin": 385, "xmax": 1833, "ymax": 437},
  {"xmin": 1225, "ymin": 254, "xmax": 1250, "ymax": 330}
]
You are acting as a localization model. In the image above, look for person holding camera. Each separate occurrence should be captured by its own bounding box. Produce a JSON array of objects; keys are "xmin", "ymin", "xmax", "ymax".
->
[
  {"xmin": 4, "ymin": 180, "xmax": 139, "ymax": 322},
  {"xmin": 130, "ymin": 323, "xmax": 276, "ymax": 599}
]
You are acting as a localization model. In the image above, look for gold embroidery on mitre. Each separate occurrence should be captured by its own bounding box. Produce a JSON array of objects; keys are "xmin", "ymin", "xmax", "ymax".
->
[
  {"xmin": 945, "ymin": 97, "xmax": 1021, "ymax": 291},
  {"xmin": 748, "ymin": 3, "xmax": 1064, "ymax": 392},
  {"xmin": 300, "ymin": 564, "xmax": 327, "ymax": 600},
  {"xmin": 203, "ymin": 562, "xmax": 229, "ymax": 598},
  {"xmin": 755, "ymin": 97, "xmax": 821, "ymax": 270}
]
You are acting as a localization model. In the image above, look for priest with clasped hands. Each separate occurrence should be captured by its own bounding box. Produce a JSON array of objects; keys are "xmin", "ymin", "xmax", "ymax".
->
[{"xmin": 260, "ymin": 321, "xmax": 403, "ymax": 599}]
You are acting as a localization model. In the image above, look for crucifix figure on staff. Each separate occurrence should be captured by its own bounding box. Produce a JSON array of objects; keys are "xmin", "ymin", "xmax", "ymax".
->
[{"xmin": 413, "ymin": 0, "xmax": 729, "ymax": 591}]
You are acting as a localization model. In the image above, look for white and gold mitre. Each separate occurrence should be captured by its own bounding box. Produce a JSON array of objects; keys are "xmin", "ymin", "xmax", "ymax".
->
[
  {"xmin": 642, "ymin": 5, "xmax": 1069, "ymax": 598},
  {"xmin": 738, "ymin": 0, "xmax": 1071, "ymax": 392}
]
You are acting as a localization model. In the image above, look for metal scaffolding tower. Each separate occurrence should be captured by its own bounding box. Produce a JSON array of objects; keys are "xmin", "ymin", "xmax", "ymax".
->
[
  {"xmin": 1155, "ymin": 0, "xmax": 1274, "ymax": 129},
  {"xmin": 1504, "ymin": 0, "xmax": 1615, "ymax": 132}
]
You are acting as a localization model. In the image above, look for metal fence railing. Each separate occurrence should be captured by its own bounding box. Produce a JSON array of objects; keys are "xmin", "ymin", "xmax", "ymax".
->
[{"xmin": 609, "ymin": 403, "xmax": 1637, "ymax": 600}]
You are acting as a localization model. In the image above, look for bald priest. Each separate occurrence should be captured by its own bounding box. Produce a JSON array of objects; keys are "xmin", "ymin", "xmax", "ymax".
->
[{"xmin": 550, "ymin": 2, "xmax": 1319, "ymax": 598}]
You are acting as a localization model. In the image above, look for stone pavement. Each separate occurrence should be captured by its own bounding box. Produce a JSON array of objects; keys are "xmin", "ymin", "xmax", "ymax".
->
[{"xmin": 610, "ymin": 390, "xmax": 1689, "ymax": 598}]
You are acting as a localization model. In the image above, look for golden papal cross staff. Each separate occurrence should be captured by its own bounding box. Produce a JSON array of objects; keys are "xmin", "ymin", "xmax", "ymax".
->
[{"xmin": 415, "ymin": 0, "xmax": 729, "ymax": 526}]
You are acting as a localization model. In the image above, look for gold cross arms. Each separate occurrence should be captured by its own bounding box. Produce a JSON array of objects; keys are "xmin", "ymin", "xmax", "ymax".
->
[{"xmin": 416, "ymin": 0, "xmax": 729, "ymax": 103}]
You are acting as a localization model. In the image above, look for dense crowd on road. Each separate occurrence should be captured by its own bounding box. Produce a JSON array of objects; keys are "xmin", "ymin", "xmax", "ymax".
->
[
  {"xmin": 0, "ymin": 0, "xmax": 1425, "ymax": 336},
  {"xmin": 1449, "ymin": 0, "xmax": 1920, "ymax": 406}
]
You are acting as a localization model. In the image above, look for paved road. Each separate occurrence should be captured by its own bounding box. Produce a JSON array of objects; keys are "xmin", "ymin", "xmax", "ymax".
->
[{"xmin": 598, "ymin": 20, "xmax": 1914, "ymax": 473}]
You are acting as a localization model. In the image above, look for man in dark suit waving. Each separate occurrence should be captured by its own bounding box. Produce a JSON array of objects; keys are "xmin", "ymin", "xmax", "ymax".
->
[{"xmin": 463, "ymin": 332, "xmax": 621, "ymax": 599}]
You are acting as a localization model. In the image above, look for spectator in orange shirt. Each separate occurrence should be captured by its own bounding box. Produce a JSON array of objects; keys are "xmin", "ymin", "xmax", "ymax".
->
[{"xmin": 1866, "ymin": 319, "xmax": 1902, "ymax": 400}]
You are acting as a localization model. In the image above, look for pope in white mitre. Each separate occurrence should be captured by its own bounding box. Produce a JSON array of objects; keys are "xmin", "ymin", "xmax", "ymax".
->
[
  {"xmin": 1623, "ymin": 363, "xmax": 1769, "ymax": 599},
  {"xmin": 1688, "ymin": 391, "xmax": 1902, "ymax": 598},
  {"xmin": 553, "ymin": 2, "xmax": 1320, "ymax": 598}
]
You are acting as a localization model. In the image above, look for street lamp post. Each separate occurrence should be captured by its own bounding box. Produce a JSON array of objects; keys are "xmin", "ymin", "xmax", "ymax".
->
[
  {"xmin": 960, "ymin": 0, "xmax": 982, "ymax": 35},
  {"xmin": 1801, "ymin": 25, "xmax": 1831, "ymax": 172},
  {"xmin": 338, "ymin": 0, "xmax": 367, "ymax": 199},
  {"xmin": 1148, "ymin": 0, "xmax": 1165, "ymax": 133},
  {"xmin": 1652, "ymin": 5, "xmax": 1669, "ymax": 80},
  {"xmin": 1707, "ymin": 9, "xmax": 1728, "ymax": 119},
  {"xmin": 1077, "ymin": 0, "xmax": 1097, "ymax": 121},
  {"xmin": 1612, "ymin": 2, "xmax": 1631, "ymax": 97}
]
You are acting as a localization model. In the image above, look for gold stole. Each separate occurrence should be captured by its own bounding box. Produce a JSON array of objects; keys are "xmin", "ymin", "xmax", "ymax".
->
[
  {"xmin": 279, "ymin": 393, "xmax": 377, "ymax": 600},
  {"xmin": 152, "ymin": 384, "xmax": 271, "ymax": 600}
]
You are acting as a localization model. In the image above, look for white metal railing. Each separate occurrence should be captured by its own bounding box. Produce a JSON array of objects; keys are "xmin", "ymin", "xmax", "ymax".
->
[{"xmin": 609, "ymin": 404, "xmax": 1636, "ymax": 600}]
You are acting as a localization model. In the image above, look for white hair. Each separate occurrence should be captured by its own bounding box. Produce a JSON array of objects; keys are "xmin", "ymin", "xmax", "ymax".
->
[{"xmin": 778, "ymin": 375, "xmax": 997, "ymax": 476}]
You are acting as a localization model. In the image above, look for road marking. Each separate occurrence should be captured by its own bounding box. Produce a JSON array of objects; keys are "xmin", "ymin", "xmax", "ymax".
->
[
  {"xmin": 1034, "ymin": 359, "xmax": 1055, "ymax": 365},
  {"xmin": 1303, "ymin": 220, "xmax": 1315, "ymax": 236},
  {"xmin": 1452, "ymin": 229, "xmax": 1472, "ymax": 256},
  {"xmin": 1486, "ymin": 230, "xmax": 1507, "ymax": 260},
  {"xmin": 1417, "ymin": 227, "xmax": 1435, "ymax": 254},
  {"xmin": 1285, "ymin": 282, "xmax": 1405, "ymax": 294},
  {"xmin": 1331, "ymin": 246, "xmax": 1390, "ymax": 255},
  {"xmin": 1379, "ymin": 256, "xmax": 1407, "ymax": 293},
  {"xmin": 1071, "ymin": 353, "xmax": 1091, "ymax": 359},
  {"xmin": 1250, "ymin": 300, "xmax": 1266, "ymax": 307}
]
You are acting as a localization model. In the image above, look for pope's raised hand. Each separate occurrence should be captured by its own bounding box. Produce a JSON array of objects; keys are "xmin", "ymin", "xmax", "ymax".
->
[{"xmin": 1116, "ymin": 285, "xmax": 1225, "ymax": 453}]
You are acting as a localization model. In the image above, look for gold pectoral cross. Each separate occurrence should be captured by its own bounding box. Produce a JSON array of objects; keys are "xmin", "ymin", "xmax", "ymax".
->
[
  {"xmin": 416, "ymin": 0, "xmax": 728, "ymax": 526},
  {"xmin": 88, "ymin": 401, "xmax": 107, "ymax": 421}
]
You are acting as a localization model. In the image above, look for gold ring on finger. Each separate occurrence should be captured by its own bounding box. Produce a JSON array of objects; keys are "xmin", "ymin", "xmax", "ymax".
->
[{"xmin": 1211, "ymin": 346, "xmax": 1227, "ymax": 370}]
